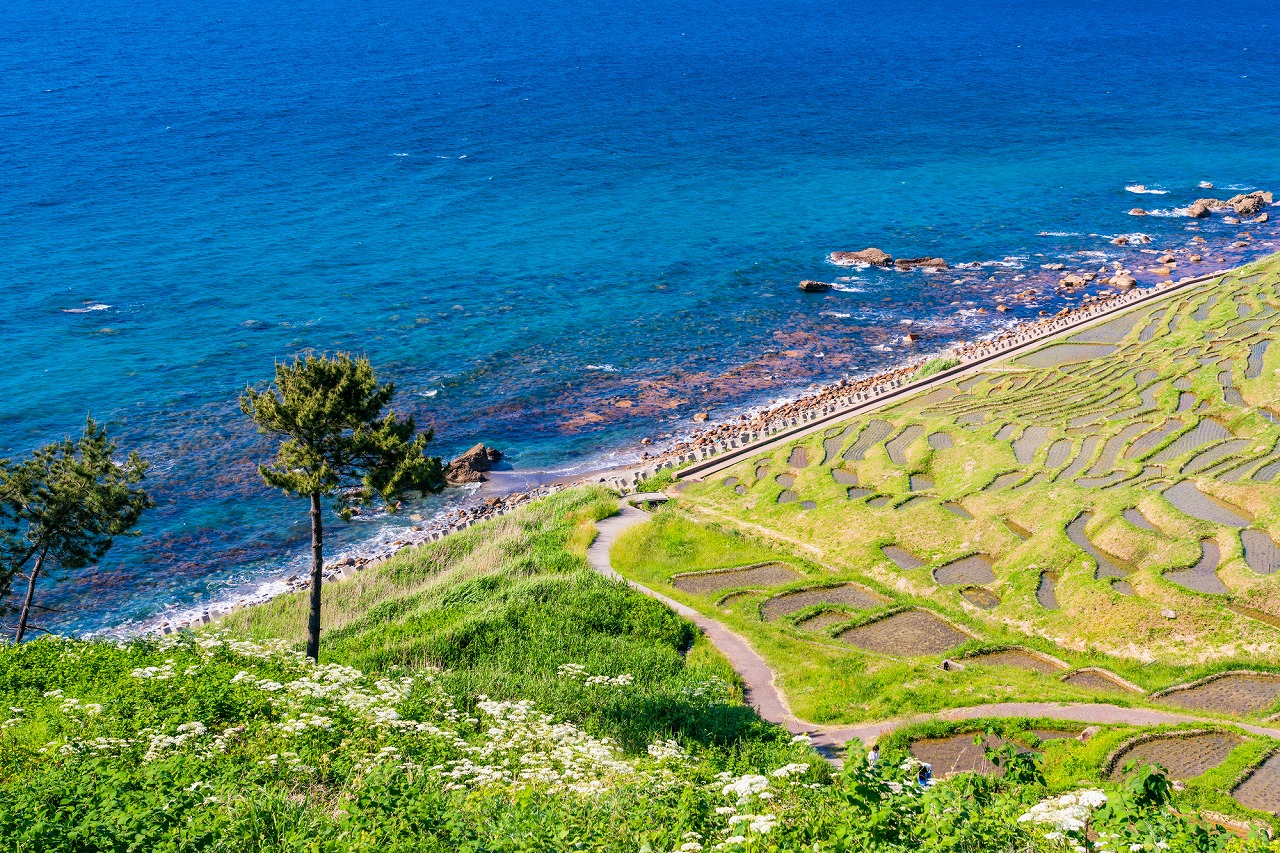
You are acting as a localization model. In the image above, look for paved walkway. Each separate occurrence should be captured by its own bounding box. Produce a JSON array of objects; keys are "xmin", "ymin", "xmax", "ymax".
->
[{"xmin": 586, "ymin": 499, "xmax": 1280, "ymax": 762}]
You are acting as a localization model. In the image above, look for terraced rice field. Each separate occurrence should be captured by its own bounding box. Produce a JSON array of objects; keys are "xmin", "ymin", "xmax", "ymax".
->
[
  {"xmin": 672, "ymin": 563, "xmax": 801, "ymax": 594},
  {"xmin": 962, "ymin": 649, "xmax": 1064, "ymax": 674},
  {"xmin": 1232, "ymin": 753, "xmax": 1280, "ymax": 813},
  {"xmin": 1242, "ymin": 529, "xmax": 1280, "ymax": 574},
  {"xmin": 680, "ymin": 255, "xmax": 1280, "ymax": 683},
  {"xmin": 1063, "ymin": 669, "xmax": 1140, "ymax": 693},
  {"xmin": 910, "ymin": 734, "xmax": 1007, "ymax": 776},
  {"xmin": 1165, "ymin": 541, "xmax": 1227, "ymax": 595},
  {"xmin": 1158, "ymin": 674, "xmax": 1280, "ymax": 715},
  {"xmin": 760, "ymin": 584, "xmax": 886, "ymax": 621},
  {"xmin": 839, "ymin": 609, "xmax": 971, "ymax": 656},
  {"xmin": 934, "ymin": 555, "xmax": 996, "ymax": 586},
  {"xmin": 883, "ymin": 546, "xmax": 924, "ymax": 570},
  {"xmin": 1162, "ymin": 481, "xmax": 1250, "ymax": 527},
  {"xmin": 1108, "ymin": 732, "xmax": 1242, "ymax": 782}
]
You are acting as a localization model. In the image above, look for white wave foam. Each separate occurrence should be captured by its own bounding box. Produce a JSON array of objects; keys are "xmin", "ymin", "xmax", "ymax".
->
[
  {"xmin": 829, "ymin": 283, "xmax": 865, "ymax": 293},
  {"xmin": 1126, "ymin": 184, "xmax": 1169, "ymax": 195},
  {"xmin": 416, "ymin": 389, "xmax": 439, "ymax": 398},
  {"xmin": 63, "ymin": 303, "xmax": 111, "ymax": 313},
  {"xmin": 585, "ymin": 363, "xmax": 617, "ymax": 372},
  {"xmin": 871, "ymin": 344, "xmax": 894, "ymax": 353},
  {"xmin": 1037, "ymin": 231, "xmax": 1081, "ymax": 237},
  {"xmin": 819, "ymin": 311, "xmax": 851, "ymax": 319}
]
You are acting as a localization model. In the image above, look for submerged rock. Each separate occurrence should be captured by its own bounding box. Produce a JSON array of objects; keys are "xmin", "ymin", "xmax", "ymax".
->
[
  {"xmin": 798, "ymin": 279, "xmax": 832, "ymax": 292},
  {"xmin": 1229, "ymin": 191, "xmax": 1271, "ymax": 216},
  {"xmin": 446, "ymin": 443, "xmax": 503, "ymax": 484},
  {"xmin": 829, "ymin": 248, "xmax": 892, "ymax": 267},
  {"xmin": 1187, "ymin": 200, "xmax": 1212, "ymax": 218},
  {"xmin": 894, "ymin": 257, "xmax": 949, "ymax": 270}
]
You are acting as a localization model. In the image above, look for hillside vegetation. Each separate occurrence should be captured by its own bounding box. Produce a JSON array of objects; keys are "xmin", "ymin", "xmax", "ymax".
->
[{"xmin": 1, "ymin": 487, "xmax": 1270, "ymax": 851}]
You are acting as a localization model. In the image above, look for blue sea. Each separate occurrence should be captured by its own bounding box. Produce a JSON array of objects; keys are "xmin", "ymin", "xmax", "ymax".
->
[{"xmin": 2, "ymin": 0, "xmax": 1278, "ymax": 634}]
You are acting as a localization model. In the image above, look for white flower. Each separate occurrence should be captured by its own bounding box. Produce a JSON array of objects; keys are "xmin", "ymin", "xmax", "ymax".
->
[
  {"xmin": 721, "ymin": 774, "xmax": 770, "ymax": 802},
  {"xmin": 678, "ymin": 844, "xmax": 703, "ymax": 852},
  {"xmin": 771, "ymin": 763, "xmax": 810, "ymax": 779}
]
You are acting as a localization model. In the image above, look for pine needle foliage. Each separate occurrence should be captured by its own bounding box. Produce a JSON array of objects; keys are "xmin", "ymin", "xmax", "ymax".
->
[
  {"xmin": 0, "ymin": 416, "xmax": 151, "ymax": 642},
  {"xmin": 240, "ymin": 353, "xmax": 445, "ymax": 661}
]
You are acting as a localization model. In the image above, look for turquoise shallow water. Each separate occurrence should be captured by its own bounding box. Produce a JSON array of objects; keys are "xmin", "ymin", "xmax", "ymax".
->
[{"xmin": 1, "ymin": 0, "xmax": 1278, "ymax": 633}]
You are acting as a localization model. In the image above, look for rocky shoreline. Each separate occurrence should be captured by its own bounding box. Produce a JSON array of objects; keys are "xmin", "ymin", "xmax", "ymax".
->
[{"xmin": 135, "ymin": 187, "xmax": 1277, "ymax": 638}]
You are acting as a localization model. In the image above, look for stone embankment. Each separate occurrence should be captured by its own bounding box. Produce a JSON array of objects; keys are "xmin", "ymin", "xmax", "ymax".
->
[{"xmin": 594, "ymin": 268, "xmax": 1231, "ymax": 492}]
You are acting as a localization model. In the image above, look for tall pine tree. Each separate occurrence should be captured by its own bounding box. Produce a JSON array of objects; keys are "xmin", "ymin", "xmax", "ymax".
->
[
  {"xmin": 241, "ymin": 353, "xmax": 445, "ymax": 661},
  {"xmin": 0, "ymin": 417, "xmax": 151, "ymax": 642}
]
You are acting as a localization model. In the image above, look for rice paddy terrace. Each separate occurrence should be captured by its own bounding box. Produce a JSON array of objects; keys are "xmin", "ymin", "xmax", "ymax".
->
[{"xmin": 671, "ymin": 256, "xmax": 1280, "ymax": 668}]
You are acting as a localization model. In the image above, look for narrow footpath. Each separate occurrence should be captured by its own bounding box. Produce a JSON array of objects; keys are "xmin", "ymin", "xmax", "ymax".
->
[{"xmin": 588, "ymin": 500, "xmax": 1280, "ymax": 762}]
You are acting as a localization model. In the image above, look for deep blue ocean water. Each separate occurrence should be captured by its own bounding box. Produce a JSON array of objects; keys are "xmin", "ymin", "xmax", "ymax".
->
[{"xmin": 2, "ymin": 0, "xmax": 1278, "ymax": 633}]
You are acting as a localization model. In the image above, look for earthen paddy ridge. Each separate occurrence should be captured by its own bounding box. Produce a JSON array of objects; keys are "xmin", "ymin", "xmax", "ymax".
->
[{"xmin": 609, "ymin": 255, "xmax": 1280, "ymax": 741}]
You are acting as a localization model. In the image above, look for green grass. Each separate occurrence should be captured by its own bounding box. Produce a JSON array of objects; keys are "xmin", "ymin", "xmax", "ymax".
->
[
  {"xmin": 670, "ymin": 254, "xmax": 1280, "ymax": 674},
  {"xmin": 917, "ymin": 357, "xmax": 961, "ymax": 378}
]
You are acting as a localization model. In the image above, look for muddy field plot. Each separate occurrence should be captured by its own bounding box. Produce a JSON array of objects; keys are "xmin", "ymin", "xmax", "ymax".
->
[
  {"xmin": 761, "ymin": 584, "xmax": 887, "ymax": 621},
  {"xmin": 934, "ymin": 555, "xmax": 996, "ymax": 586},
  {"xmin": 1064, "ymin": 669, "xmax": 1140, "ymax": 694},
  {"xmin": 883, "ymin": 545, "xmax": 924, "ymax": 570},
  {"xmin": 963, "ymin": 649, "xmax": 1064, "ymax": 674},
  {"xmin": 1017, "ymin": 343, "xmax": 1119, "ymax": 369},
  {"xmin": 910, "ymin": 734, "xmax": 1010, "ymax": 777},
  {"xmin": 839, "ymin": 609, "xmax": 971, "ymax": 656},
  {"xmin": 1159, "ymin": 674, "xmax": 1280, "ymax": 715},
  {"xmin": 1109, "ymin": 732, "xmax": 1242, "ymax": 782},
  {"xmin": 672, "ymin": 563, "xmax": 802, "ymax": 595},
  {"xmin": 1233, "ymin": 753, "xmax": 1280, "ymax": 814}
]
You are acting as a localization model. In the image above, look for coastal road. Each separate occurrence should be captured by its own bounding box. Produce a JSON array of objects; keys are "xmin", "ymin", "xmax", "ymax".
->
[{"xmin": 587, "ymin": 499, "xmax": 1280, "ymax": 763}]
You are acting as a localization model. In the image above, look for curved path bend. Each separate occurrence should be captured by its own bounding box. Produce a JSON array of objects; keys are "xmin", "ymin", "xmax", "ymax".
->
[{"xmin": 589, "ymin": 499, "xmax": 1280, "ymax": 761}]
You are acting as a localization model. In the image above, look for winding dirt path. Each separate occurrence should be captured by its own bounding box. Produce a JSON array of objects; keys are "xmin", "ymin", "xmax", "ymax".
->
[{"xmin": 588, "ymin": 499, "xmax": 1280, "ymax": 759}]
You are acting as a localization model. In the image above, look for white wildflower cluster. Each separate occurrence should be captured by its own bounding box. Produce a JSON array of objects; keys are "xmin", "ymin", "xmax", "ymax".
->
[
  {"xmin": 437, "ymin": 696, "xmax": 640, "ymax": 796},
  {"xmin": 721, "ymin": 773, "xmax": 770, "ymax": 803},
  {"xmin": 131, "ymin": 661, "xmax": 176, "ymax": 680},
  {"xmin": 2, "ymin": 707, "xmax": 22, "ymax": 730},
  {"xmin": 58, "ymin": 696, "xmax": 102, "ymax": 716},
  {"xmin": 647, "ymin": 739, "xmax": 687, "ymax": 762},
  {"xmin": 142, "ymin": 721, "xmax": 208, "ymax": 762},
  {"xmin": 275, "ymin": 712, "xmax": 333, "ymax": 734},
  {"xmin": 770, "ymin": 763, "xmax": 810, "ymax": 780},
  {"xmin": 558, "ymin": 662, "xmax": 633, "ymax": 687},
  {"xmin": 1019, "ymin": 789, "xmax": 1107, "ymax": 844},
  {"xmin": 675, "ymin": 831, "xmax": 704, "ymax": 852}
]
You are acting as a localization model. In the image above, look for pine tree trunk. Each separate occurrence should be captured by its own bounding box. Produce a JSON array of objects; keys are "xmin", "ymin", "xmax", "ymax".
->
[
  {"xmin": 306, "ymin": 490, "xmax": 324, "ymax": 662},
  {"xmin": 14, "ymin": 550, "xmax": 46, "ymax": 644}
]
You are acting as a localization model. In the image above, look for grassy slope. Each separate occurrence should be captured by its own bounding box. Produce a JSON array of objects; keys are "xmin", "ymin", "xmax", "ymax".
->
[
  {"xmin": 219, "ymin": 486, "xmax": 779, "ymax": 753},
  {"xmin": 616, "ymin": 255, "xmax": 1280, "ymax": 725}
]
